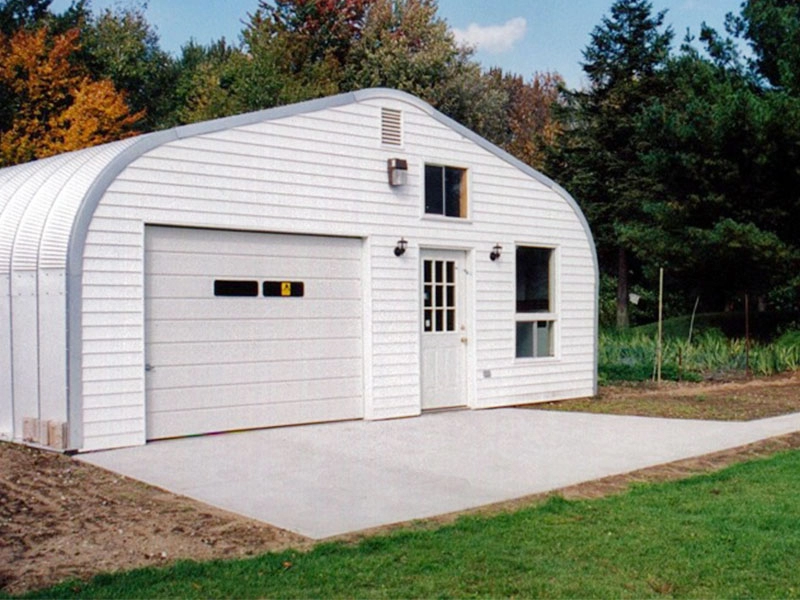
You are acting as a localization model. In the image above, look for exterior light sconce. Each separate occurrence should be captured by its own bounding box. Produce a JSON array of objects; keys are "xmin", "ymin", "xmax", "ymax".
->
[
  {"xmin": 387, "ymin": 158, "xmax": 408, "ymax": 187},
  {"xmin": 490, "ymin": 244, "xmax": 502, "ymax": 261},
  {"xmin": 394, "ymin": 238, "xmax": 408, "ymax": 257}
]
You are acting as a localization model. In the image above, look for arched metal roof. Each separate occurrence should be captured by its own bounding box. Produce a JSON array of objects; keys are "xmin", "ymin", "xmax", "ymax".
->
[{"xmin": 0, "ymin": 88, "xmax": 597, "ymax": 285}]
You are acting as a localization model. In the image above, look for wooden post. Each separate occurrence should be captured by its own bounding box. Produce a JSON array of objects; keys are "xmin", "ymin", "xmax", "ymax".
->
[
  {"xmin": 745, "ymin": 292, "xmax": 750, "ymax": 377},
  {"xmin": 656, "ymin": 267, "xmax": 664, "ymax": 385}
]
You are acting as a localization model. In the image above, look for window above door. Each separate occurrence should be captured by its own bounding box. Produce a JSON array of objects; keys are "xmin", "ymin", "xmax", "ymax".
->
[{"xmin": 424, "ymin": 164, "xmax": 468, "ymax": 218}]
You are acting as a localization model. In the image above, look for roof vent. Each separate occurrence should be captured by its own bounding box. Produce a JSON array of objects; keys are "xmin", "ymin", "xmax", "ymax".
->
[{"xmin": 381, "ymin": 108, "xmax": 403, "ymax": 146}]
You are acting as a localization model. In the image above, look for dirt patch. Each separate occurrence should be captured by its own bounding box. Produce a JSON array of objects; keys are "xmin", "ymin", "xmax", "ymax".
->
[
  {"xmin": 2, "ymin": 372, "xmax": 799, "ymax": 595},
  {"xmin": 528, "ymin": 370, "xmax": 800, "ymax": 421},
  {"xmin": 0, "ymin": 443, "xmax": 310, "ymax": 595}
]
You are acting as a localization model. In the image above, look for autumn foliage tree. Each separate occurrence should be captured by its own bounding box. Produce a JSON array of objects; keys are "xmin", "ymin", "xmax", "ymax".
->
[
  {"xmin": 488, "ymin": 70, "xmax": 564, "ymax": 170},
  {"xmin": 0, "ymin": 25, "xmax": 142, "ymax": 166}
]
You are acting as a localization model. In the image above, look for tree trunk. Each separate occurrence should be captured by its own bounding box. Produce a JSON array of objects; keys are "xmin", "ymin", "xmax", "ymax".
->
[{"xmin": 616, "ymin": 247, "xmax": 630, "ymax": 329}]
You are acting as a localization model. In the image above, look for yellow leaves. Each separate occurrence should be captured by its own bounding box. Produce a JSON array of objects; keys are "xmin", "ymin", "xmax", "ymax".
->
[
  {"xmin": 0, "ymin": 27, "xmax": 81, "ymax": 105},
  {"xmin": 45, "ymin": 78, "xmax": 144, "ymax": 154},
  {"xmin": 0, "ymin": 26, "xmax": 143, "ymax": 166}
]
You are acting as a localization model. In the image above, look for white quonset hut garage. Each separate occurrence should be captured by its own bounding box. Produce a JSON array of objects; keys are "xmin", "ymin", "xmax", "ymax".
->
[{"xmin": 0, "ymin": 88, "xmax": 598, "ymax": 452}]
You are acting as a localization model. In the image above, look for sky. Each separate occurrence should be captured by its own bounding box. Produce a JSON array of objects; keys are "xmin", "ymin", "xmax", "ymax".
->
[{"xmin": 49, "ymin": 0, "xmax": 744, "ymax": 89}]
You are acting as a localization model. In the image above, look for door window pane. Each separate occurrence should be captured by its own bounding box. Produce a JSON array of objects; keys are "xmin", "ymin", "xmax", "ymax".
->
[{"xmin": 423, "ymin": 258, "xmax": 457, "ymax": 333}]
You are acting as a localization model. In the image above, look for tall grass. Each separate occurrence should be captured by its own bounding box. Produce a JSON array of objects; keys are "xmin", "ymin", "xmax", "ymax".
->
[{"xmin": 599, "ymin": 328, "xmax": 800, "ymax": 383}]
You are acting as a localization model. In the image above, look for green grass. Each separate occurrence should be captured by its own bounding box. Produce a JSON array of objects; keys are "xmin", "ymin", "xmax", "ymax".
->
[{"xmin": 20, "ymin": 450, "xmax": 800, "ymax": 598}]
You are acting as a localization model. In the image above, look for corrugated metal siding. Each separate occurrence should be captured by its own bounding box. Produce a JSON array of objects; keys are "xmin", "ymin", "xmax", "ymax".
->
[
  {"xmin": 76, "ymin": 95, "xmax": 596, "ymax": 450},
  {"xmin": 0, "ymin": 138, "xmax": 140, "ymax": 444}
]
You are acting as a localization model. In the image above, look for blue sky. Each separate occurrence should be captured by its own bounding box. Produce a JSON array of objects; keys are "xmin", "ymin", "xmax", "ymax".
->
[{"xmin": 50, "ymin": 0, "xmax": 743, "ymax": 89}]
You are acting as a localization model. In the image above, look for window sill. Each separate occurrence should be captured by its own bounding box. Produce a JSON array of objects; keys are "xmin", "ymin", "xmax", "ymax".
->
[
  {"xmin": 516, "ymin": 313, "xmax": 557, "ymax": 322},
  {"xmin": 513, "ymin": 355, "xmax": 561, "ymax": 364},
  {"xmin": 421, "ymin": 214, "xmax": 473, "ymax": 224}
]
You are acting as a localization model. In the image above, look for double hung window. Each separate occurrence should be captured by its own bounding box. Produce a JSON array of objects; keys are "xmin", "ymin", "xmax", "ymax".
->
[{"xmin": 515, "ymin": 246, "xmax": 556, "ymax": 358}]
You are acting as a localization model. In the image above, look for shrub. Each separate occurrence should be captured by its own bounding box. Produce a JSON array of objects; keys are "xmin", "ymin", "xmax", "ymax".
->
[{"xmin": 598, "ymin": 327, "xmax": 799, "ymax": 382}]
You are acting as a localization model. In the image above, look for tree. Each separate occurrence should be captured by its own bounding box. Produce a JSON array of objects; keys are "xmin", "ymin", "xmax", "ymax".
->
[
  {"xmin": 0, "ymin": 0, "xmax": 51, "ymax": 34},
  {"xmin": 0, "ymin": 25, "xmax": 142, "ymax": 165},
  {"xmin": 173, "ymin": 39, "xmax": 251, "ymax": 123},
  {"xmin": 80, "ymin": 4, "xmax": 179, "ymax": 130},
  {"xmin": 488, "ymin": 70, "xmax": 564, "ymax": 170},
  {"xmin": 551, "ymin": 0, "xmax": 672, "ymax": 327},
  {"xmin": 239, "ymin": 0, "xmax": 509, "ymax": 138},
  {"xmin": 238, "ymin": 0, "xmax": 372, "ymax": 108},
  {"xmin": 631, "ymin": 27, "xmax": 800, "ymax": 313},
  {"xmin": 343, "ymin": 0, "xmax": 507, "ymax": 138},
  {"xmin": 731, "ymin": 0, "xmax": 800, "ymax": 94}
]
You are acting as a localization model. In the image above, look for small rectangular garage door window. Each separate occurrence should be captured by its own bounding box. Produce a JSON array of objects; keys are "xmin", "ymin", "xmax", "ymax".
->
[{"xmin": 214, "ymin": 280, "xmax": 259, "ymax": 297}]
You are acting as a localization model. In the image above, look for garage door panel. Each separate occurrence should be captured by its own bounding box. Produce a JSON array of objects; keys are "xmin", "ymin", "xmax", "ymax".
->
[
  {"xmin": 146, "ymin": 298, "xmax": 362, "ymax": 321},
  {"xmin": 147, "ymin": 317, "xmax": 362, "ymax": 344},
  {"xmin": 145, "ymin": 226, "xmax": 364, "ymax": 440},
  {"xmin": 147, "ymin": 227, "xmax": 360, "ymax": 257},
  {"xmin": 146, "ymin": 253, "xmax": 360, "ymax": 280},
  {"xmin": 146, "ymin": 275, "xmax": 360, "ymax": 300},
  {"xmin": 147, "ymin": 376, "xmax": 362, "ymax": 412},
  {"xmin": 148, "ymin": 339, "xmax": 362, "ymax": 367},
  {"xmin": 148, "ymin": 396, "xmax": 361, "ymax": 440}
]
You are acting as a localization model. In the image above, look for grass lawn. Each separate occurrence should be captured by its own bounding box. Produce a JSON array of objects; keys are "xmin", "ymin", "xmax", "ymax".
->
[{"xmin": 17, "ymin": 448, "xmax": 800, "ymax": 599}]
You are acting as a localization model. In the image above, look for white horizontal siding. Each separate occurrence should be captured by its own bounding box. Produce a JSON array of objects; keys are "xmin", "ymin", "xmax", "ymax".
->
[{"xmin": 77, "ymin": 93, "xmax": 595, "ymax": 449}]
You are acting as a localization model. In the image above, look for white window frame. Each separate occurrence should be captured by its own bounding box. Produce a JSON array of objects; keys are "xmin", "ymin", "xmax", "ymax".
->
[{"xmin": 514, "ymin": 245, "xmax": 559, "ymax": 360}]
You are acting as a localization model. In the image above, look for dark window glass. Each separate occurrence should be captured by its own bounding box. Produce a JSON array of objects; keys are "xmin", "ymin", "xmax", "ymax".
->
[
  {"xmin": 425, "ymin": 164, "xmax": 466, "ymax": 218},
  {"xmin": 444, "ymin": 168, "xmax": 464, "ymax": 217},
  {"xmin": 214, "ymin": 280, "xmax": 258, "ymax": 297},
  {"xmin": 425, "ymin": 165, "xmax": 443, "ymax": 215},
  {"xmin": 516, "ymin": 247, "xmax": 551, "ymax": 312}
]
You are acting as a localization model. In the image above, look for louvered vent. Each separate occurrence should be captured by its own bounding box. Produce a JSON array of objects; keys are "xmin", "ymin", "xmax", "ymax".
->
[{"xmin": 381, "ymin": 108, "xmax": 403, "ymax": 146}]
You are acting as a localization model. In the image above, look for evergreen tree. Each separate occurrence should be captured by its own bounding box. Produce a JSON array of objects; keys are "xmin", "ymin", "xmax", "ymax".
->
[{"xmin": 552, "ymin": 0, "xmax": 672, "ymax": 327}]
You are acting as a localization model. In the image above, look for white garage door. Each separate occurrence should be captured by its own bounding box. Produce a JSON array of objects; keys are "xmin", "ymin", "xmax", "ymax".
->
[{"xmin": 144, "ymin": 226, "xmax": 364, "ymax": 440}]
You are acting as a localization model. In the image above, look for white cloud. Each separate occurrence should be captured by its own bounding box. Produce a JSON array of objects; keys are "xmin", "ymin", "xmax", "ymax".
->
[{"xmin": 452, "ymin": 17, "xmax": 527, "ymax": 54}]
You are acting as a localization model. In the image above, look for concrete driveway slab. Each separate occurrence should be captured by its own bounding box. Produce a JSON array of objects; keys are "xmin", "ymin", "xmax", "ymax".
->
[{"xmin": 79, "ymin": 408, "xmax": 800, "ymax": 539}]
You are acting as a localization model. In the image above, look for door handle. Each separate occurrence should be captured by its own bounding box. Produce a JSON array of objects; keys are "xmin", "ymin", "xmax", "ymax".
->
[
  {"xmin": 145, "ymin": 363, "xmax": 155, "ymax": 372},
  {"xmin": 460, "ymin": 337, "xmax": 468, "ymax": 344}
]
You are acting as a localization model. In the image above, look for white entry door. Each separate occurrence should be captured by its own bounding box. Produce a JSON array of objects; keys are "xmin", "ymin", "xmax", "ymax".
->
[{"xmin": 420, "ymin": 249, "xmax": 467, "ymax": 410}]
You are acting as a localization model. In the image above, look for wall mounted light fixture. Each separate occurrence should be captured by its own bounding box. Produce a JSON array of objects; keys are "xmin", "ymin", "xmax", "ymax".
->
[
  {"xmin": 394, "ymin": 238, "xmax": 408, "ymax": 257},
  {"xmin": 387, "ymin": 158, "xmax": 408, "ymax": 187},
  {"xmin": 490, "ymin": 243, "xmax": 503, "ymax": 261}
]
